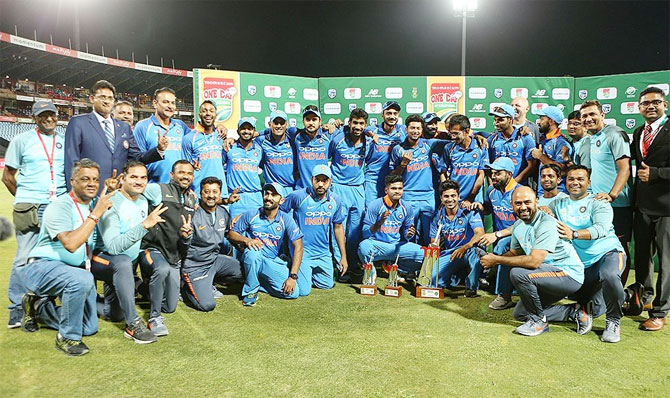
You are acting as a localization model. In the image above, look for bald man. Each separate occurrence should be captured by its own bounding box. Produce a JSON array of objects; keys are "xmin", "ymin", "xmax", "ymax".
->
[
  {"xmin": 511, "ymin": 97, "xmax": 541, "ymax": 144},
  {"xmin": 480, "ymin": 186, "xmax": 584, "ymax": 337}
]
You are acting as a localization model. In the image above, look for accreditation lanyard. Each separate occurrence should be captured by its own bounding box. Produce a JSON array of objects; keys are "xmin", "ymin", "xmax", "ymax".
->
[
  {"xmin": 69, "ymin": 191, "xmax": 92, "ymax": 271},
  {"xmin": 36, "ymin": 129, "xmax": 57, "ymax": 201}
]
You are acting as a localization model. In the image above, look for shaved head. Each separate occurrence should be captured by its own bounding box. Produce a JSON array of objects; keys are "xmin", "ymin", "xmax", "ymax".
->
[
  {"xmin": 511, "ymin": 97, "xmax": 530, "ymax": 121},
  {"xmin": 511, "ymin": 186, "xmax": 537, "ymax": 222}
]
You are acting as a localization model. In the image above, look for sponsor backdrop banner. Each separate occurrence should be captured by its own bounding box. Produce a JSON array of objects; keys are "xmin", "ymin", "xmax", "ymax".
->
[
  {"xmin": 464, "ymin": 76, "xmax": 575, "ymax": 132},
  {"xmin": 193, "ymin": 69, "xmax": 318, "ymax": 131},
  {"xmin": 574, "ymin": 70, "xmax": 670, "ymax": 134}
]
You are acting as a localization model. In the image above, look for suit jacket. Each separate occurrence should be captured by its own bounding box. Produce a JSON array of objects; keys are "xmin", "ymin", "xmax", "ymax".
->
[
  {"xmin": 64, "ymin": 112, "xmax": 162, "ymax": 191},
  {"xmin": 631, "ymin": 118, "xmax": 670, "ymax": 216}
]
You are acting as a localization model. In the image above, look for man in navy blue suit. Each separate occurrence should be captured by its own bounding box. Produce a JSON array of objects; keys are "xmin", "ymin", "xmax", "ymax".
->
[{"xmin": 64, "ymin": 80, "xmax": 167, "ymax": 191}]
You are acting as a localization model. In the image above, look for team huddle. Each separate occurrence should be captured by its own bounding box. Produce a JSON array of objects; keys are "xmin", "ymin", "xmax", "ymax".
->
[{"xmin": 4, "ymin": 79, "xmax": 669, "ymax": 356}]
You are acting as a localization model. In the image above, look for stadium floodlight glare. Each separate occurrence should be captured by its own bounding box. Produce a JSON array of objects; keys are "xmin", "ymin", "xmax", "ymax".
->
[
  {"xmin": 453, "ymin": 0, "xmax": 478, "ymax": 11},
  {"xmin": 452, "ymin": 0, "xmax": 478, "ymax": 76}
]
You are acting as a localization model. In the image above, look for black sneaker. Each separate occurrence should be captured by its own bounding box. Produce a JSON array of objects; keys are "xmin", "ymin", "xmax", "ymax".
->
[
  {"xmin": 55, "ymin": 334, "xmax": 90, "ymax": 356},
  {"xmin": 464, "ymin": 290, "xmax": 480, "ymax": 298},
  {"xmin": 20, "ymin": 293, "xmax": 39, "ymax": 333},
  {"xmin": 124, "ymin": 317, "xmax": 157, "ymax": 344},
  {"xmin": 624, "ymin": 283, "xmax": 644, "ymax": 316}
]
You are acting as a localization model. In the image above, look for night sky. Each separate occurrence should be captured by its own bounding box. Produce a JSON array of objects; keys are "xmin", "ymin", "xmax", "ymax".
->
[{"xmin": 1, "ymin": 0, "xmax": 668, "ymax": 78}]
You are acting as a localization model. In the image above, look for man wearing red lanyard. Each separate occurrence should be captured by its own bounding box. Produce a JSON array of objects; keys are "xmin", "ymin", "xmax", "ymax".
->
[
  {"xmin": 2, "ymin": 101, "xmax": 67, "ymax": 329},
  {"xmin": 20, "ymin": 159, "xmax": 116, "ymax": 356}
]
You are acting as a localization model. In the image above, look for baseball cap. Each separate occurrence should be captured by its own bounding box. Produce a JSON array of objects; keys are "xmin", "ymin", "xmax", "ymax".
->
[
  {"xmin": 536, "ymin": 106, "xmax": 565, "ymax": 125},
  {"xmin": 237, "ymin": 117, "xmax": 257, "ymax": 129},
  {"xmin": 422, "ymin": 112, "xmax": 440, "ymax": 124},
  {"xmin": 382, "ymin": 101, "xmax": 401, "ymax": 112},
  {"xmin": 263, "ymin": 182, "xmax": 287, "ymax": 198},
  {"xmin": 303, "ymin": 108, "xmax": 322, "ymax": 119},
  {"xmin": 486, "ymin": 157, "xmax": 515, "ymax": 173},
  {"xmin": 311, "ymin": 164, "xmax": 332, "ymax": 179},
  {"xmin": 489, "ymin": 104, "xmax": 515, "ymax": 119},
  {"xmin": 270, "ymin": 110, "xmax": 288, "ymax": 122},
  {"xmin": 32, "ymin": 100, "xmax": 58, "ymax": 116}
]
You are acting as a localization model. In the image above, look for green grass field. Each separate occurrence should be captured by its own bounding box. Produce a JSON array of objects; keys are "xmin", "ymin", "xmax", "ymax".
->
[{"xmin": 0, "ymin": 184, "xmax": 668, "ymax": 398}]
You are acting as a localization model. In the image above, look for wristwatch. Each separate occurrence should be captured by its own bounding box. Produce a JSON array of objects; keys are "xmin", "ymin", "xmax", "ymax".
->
[
  {"xmin": 289, "ymin": 273, "xmax": 298, "ymax": 280},
  {"xmin": 572, "ymin": 230, "xmax": 579, "ymax": 240},
  {"xmin": 494, "ymin": 231, "xmax": 502, "ymax": 239}
]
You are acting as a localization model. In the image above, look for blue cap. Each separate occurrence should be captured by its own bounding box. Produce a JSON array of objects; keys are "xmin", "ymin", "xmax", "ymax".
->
[
  {"xmin": 311, "ymin": 164, "xmax": 332, "ymax": 179},
  {"xmin": 382, "ymin": 101, "xmax": 401, "ymax": 112},
  {"xmin": 536, "ymin": 106, "xmax": 564, "ymax": 125},
  {"xmin": 263, "ymin": 182, "xmax": 287, "ymax": 198},
  {"xmin": 422, "ymin": 112, "xmax": 440, "ymax": 124},
  {"xmin": 270, "ymin": 110, "xmax": 288, "ymax": 122},
  {"xmin": 489, "ymin": 104, "xmax": 515, "ymax": 119},
  {"xmin": 303, "ymin": 108, "xmax": 321, "ymax": 119},
  {"xmin": 486, "ymin": 157, "xmax": 515, "ymax": 173},
  {"xmin": 237, "ymin": 117, "xmax": 257, "ymax": 129},
  {"xmin": 32, "ymin": 100, "xmax": 58, "ymax": 116}
]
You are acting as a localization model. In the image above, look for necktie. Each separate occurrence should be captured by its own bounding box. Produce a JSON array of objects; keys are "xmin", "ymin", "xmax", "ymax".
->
[
  {"xmin": 103, "ymin": 120, "xmax": 115, "ymax": 152},
  {"xmin": 642, "ymin": 124, "xmax": 653, "ymax": 158}
]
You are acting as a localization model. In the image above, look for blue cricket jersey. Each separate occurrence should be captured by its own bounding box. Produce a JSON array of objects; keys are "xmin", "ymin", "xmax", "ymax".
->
[
  {"xmin": 364, "ymin": 123, "xmax": 407, "ymax": 194},
  {"xmin": 256, "ymin": 133, "xmax": 297, "ymax": 189},
  {"xmin": 182, "ymin": 125, "xmax": 228, "ymax": 196},
  {"xmin": 589, "ymin": 125, "xmax": 631, "ymax": 208},
  {"xmin": 487, "ymin": 128, "xmax": 536, "ymax": 185},
  {"xmin": 441, "ymin": 138, "xmax": 489, "ymax": 202},
  {"xmin": 484, "ymin": 179, "xmax": 519, "ymax": 231},
  {"xmin": 134, "ymin": 115, "xmax": 190, "ymax": 183},
  {"xmin": 232, "ymin": 208, "xmax": 303, "ymax": 258},
  {"xmin": 537, "ymin": 129, "xmax": 573, "ymax": 195},
  {"xmin": 293, "ymin": 128, "xmax": 331, "ymax": 189},
  {"xmin": 430, "ymin": 207, "xmax": 484, "ymax": 254},
  {"xmin": 221, "ymin": 141, "xmax": 263, "ymax": 194},
  {"xmin": 389, "ymin": 138, "xmax": 441, "ymax": 201},
  {"xmin": 329, "ymin": 127, "xmax": 373, "ymax": 186},
  {"xmin": 362, "ymin": 196, "xmax": 415, "ymax": 243}
]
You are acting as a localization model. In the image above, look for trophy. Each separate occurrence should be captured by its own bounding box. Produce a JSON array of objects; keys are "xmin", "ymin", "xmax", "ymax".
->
[
  {"xmin": 360, "ymin": 253, "xmax": 377, "ymax": 296},
  {"xmin": 416, "ymin": 224, "xmax": 444, "ymax": 299},
  {"xmin": 384, "ymin": 255, "xmax": 402, "ymax": 298}
]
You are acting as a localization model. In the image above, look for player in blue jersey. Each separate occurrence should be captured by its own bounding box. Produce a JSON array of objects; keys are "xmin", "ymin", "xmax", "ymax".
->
[
  {"xmin": 133, "ymin": 87, "xmax": 191, "ymax": 183},
  {"xmin": 364, "ymin": 101, "xmax": 407, "ymax": 204},
  {"xmin": 545, "ymin": 165, "xmax": 627, "ymax": 342},
  {"xmin": 389, "ymin": 114, "xmax": 448, "ymax": 245},
  {"xmin": 358, "ymin": 175, "xmax": 424, "ymax": 281},
  {"xmin": 487, "ymin": 104, "xmax": 537, "ymax": 186},
  {"xmin": 222, "ymin": 117, "xmax": 263, "ymax": 218},
  {"xmin": 229, "ymin": 183, "xmax": 304, "ymax": 306},
  {"xmin": 439, "ymin": 114, "xmax": 489, "ymax": 206},
  {"xmin": 328, "ymin": 108, "xmax": 373, "ymax": 274},
  {"xmin": 256, "ymin": 110, "xmax": 297, "ymax": 191},
  {"xmin": 481, "ymin": 186, "xmax": 584, "ymax": 337},
  {"xmin": 566, "ymin": 111, "xmax": 591, "ymax": 169},
  {"xmin": 182, "ymin": 100, "xmax": 230, "ymax": 199},
  {"xmin": 472, "ymin": 157, "xmax": 520, "ymax": 310},
  {"xmin": 530, "ymin": 106, "xmax": 573, "ymax": 195},
  {"xmin": 294, "ymin": 106, "xmax": 331, "ymax": 189},
  {"xmin": 429, "ymin": 180, "xmax": 485, "ymax": 296},
  {"xmin": 580, "ymin": 100, "xmax": 632, "ymax": 282},
  {"xmin": 281, "ymin": 165, "xmax": 348, "ymax": 293},
  {"xmin": 537, "ymin": 164, "xmax": 568, "ymax": 207}
]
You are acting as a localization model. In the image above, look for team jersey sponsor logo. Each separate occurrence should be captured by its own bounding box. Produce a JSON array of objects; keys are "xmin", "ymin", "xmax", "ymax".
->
[
  {"xmin": 597, "ymin": 87, "xmax": 617, "ymax": 100},
  {"xmin": 468, "ymin": 87, "xmax": 486, "ymax": 99},
  {"xmin": 264, "ymin": 85, "xmax": 281, "ymax": 99},
  {"xmin": 385, "ymin": 87, "xmax": 403, "ymax": 99},
  {"xmin": 552, "ymin": 88, "xmax": 570, "ymax": 100},
  {"xmin": 512, "ymin": 88, "xmax": 529, "ymax": 98},
  {"xmin": 494, "ymin": 88, "xmax": 503, "ymax": 98},
  {"xmin": 578, "ymin": 89, "xmax": 588, "ymax": 100}
]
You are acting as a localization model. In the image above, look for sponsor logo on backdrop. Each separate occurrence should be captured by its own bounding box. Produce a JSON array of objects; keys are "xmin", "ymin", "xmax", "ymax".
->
[
  {"xmin": 370, "ymin": 118, "xmax": 378, "ymax": 126},
  {"xmin": 284, "ymin": 102, "xmax": 300, "ymax": 114},
  {"xmin": 489, "ymin": 102, "xmax": 507, "ymax": 113},
  {"xmin": 411, "ymin": 87, "xmax": 418, "ymax": 99},
  {"xmin": 303, "ymin": 88, "xmax": 319, "ymax": 101},
  {"xmin": 431, "ymin": 83, "xmax": 462, "ymax": 117},
  {"xmin": 327, "ymin": 89, "xmax": 337, "ymax": 99},
  {"xmin": 269, "ymin": 102, "xmax": 278, "ymax": 112},
  {"xmin": 648, "ymin": 83, "xmax": 670, "ymax": 95},
  {"xmin": 494, "ymin": 88, "xmax": 503, "ymax": 98},
  {"xmin": 365, "ymin": 89, "xmax": 381, "ymax": 98},
  {"xmin": 289, "ymin": 118, "xmax": 297, "ymax": 127},
  {"xmin": 344, "ymin": 88, "xmax": 361, "ymax": 100},
  {"xmin": 470, "ymin": 103, "xmax": 485, "ymax": 113},
  {"xmin": 573, "ymin": 104, "xmax": 582, "ymax": 111},
  {"xmin": 578, "ymin": 89, "xmax": 588, "ymax": 100},
  {"xmin": 625, "ymin": 86, "xmax": 637, "ymax": 98},
  {"xmin": 620, "ymin": 102, "xmax": 639, "ymax": 114},
  {"xmin": 602, "ymin": 104, "xmax": 612, "ymax": 114},
  {"xmin": 406, "ymin": 102, "xmax": 424, "ymax": 113},
  {"xmin": 532, "ymin": 89, "xmax": 548, "ymax": 99},
  {"xmin": 625, "ymin": 119, "xmax": 636, "ymax": 129},
  {"xmin": 287, "ymin": 88, "xmax": 297, "ymax": 99},
  {"xmin": 365, "ymin": 102, "xmax": 382, "ymax": 114},
  {"xmin": 511, "ymin": 88, "xmax": 528, "ymax": 98},
  {"xmin": 468, "ymin": 87, "xmax": 486, "ymax": 99},
  {"xmin": 348, "ymin": 103, "xmax": 357, "ymax": 112},
  {"xmin": 597, "ymin": 87, "xmax": 617, "ymax": 100},
  {"xmin": 604, "ymin": 118, "xmax": 617, "ymax": 126},
  {"xmin": 247, "ymin": 85, "xmax": 257, "ymax": 96},
  {"xmin": 385, "ymin": 87, "xmax": 403, "ymax": 99},
  {"xmin": 557, "ymin": 104, "xmax": 565, "ymax": 111},
  {"xmin": 202, "ymin": 77, "xmax": 237, "ymax": 122},
  {"xmin": 243, "ymin": 100, "xmax": 262, "ymax": 113},
  {"xmin": 471, "ymin": 118, "xmax": 486, "ymax": 129},
  {"xmin": 323, "ymin": 103, "xmax": 341, "ymax": 115},
  {"xmin": 552, "ymin": 88, "xmax": 570, "ymax": 100},
  {"xmin": 531, "ymin": 103, "xmax": 548, "ymax": 114},
  {"xmin": 264, "ymin": 86, "xmax": 281, "ymax": 98}
]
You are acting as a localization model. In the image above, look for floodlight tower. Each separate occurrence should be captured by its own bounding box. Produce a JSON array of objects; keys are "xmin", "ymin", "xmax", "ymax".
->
[{"xmin": 453, "ymin": 0, "xmax": 478, "ymax": 76}]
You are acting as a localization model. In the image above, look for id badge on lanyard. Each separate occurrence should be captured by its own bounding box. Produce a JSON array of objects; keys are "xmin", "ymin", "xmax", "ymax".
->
[
  {"xmin": 36, "ymin": 129, "xmax": 57, "ymax": 202},
  {"xmin": 69, "ymin": 192, "xmax": 92, "ymax": 271}
]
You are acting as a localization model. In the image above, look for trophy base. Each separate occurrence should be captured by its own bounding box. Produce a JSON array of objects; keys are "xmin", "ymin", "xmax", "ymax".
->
[
  {"xmin": 416, "ymin": 286, "xmax": 444, "ymax": 299},
  {"xmin": 384, "ymin": 286, "xmax": 402, "ymax": 297},
  {"xmin": 360, "ymin": 285, "xmax": 377, "ymax": 296}
]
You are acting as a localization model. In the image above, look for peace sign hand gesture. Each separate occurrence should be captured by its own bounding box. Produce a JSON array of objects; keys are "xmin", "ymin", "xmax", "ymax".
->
[
  {"xmin": 104, "ymin": 169, "xmax": 123, "ymax": 191},
  {"xmin": 157, "ymin": 129, "xmax": 170, "ymax": 151},
  {"xmin": 179, "ymin": 214, "xmax": 193, "ymax": 238},
  {"xmin": 142, "ymin": 203, "xmax": 168, "ymax": 229}
]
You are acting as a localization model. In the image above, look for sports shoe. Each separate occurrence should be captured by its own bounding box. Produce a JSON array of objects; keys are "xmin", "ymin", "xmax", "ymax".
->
[
  {"xmin": 601, "ymin": 319, "xmax": 621, "ymax": 343},
  {"xmin": 488, "ymin": 294, "xmax": 515, "ymax": 310},
  {"xmin": 243, "ymin": 292, "xmax": 258, "ymax": 307},
  {"xmin": 575, "ymin": 302, "xmax": 593, "ymax": 335},
  {"xmin": 7, "ymin": 308, "xmax": 23, "ymax": 329},
  {"xmin": 124, "ymin": 317, "xmax": 157, "ymax": 344},
  {"xmin": 623, "ymin": 283, "xmax": 644, "ymax": 316},
  {"xmin": 515, "ymin": 317, "xmax": 549, "ymax": 336},
  {"xmin": 148, "ymin": 316, "xmax": 169, "ymax": 336},
  {"xmin": 464, "ymin": 290, "xmax": 480, "ymax": 298},
  {"xmin": 337, "ymin": 273, "xmax": 351, "ymax": 283},
  {"xmin": 212, "ymin": 286, "xmax": 224, "ymax": 299},
  {"xmin": 55, "ymin": 334, "xmax": 90, "ymax": 356},
  {"xmin": 20, "ymin": 293, "xmax": 39, "ymax": 333}
]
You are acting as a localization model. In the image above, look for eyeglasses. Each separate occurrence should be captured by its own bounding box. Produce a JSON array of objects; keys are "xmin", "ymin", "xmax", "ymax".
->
[
  {"xmin": 639, "ymin": 99, "xmax": 665, "ymax": 108},
  {"xmin": 94, "ymin": 95, "xmax": 115, "ymax": 102},
  {"xmin": 272, "ymin": 120, "xmax": 286, "ymax": 126}
]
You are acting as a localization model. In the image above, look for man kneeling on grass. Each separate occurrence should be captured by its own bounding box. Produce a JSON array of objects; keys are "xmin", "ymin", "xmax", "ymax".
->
[{"xmin": 480, "ymin": 186, "xmax": 584, "ymax": 336}]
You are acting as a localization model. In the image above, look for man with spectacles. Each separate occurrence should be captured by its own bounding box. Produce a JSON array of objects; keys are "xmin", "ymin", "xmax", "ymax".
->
[{"xmin": 65, "ymin": 80, "xmax": 165, "ymax": 193}]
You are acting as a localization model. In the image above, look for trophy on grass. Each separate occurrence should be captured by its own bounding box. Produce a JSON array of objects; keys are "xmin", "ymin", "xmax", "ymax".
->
[
  {"xmin": 383, "ymin": 254, "xmax": 402, "ymax": 298},
  {"xmin": 416, "ymin": 224, "xmax": 444, "ymax": 299},
  {"xmin": 360, "ymin": 253, "xmax": 377, "ymax": 296}
]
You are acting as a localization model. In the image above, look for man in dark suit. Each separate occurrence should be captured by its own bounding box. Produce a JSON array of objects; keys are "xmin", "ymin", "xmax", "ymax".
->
[
  {"xmin": 628, "ymin": 86, "xmax": 670, "ymax": 331},
  {"xmin": 64, "ymin": 80, "xmax": 167, "ymax": 191}
]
